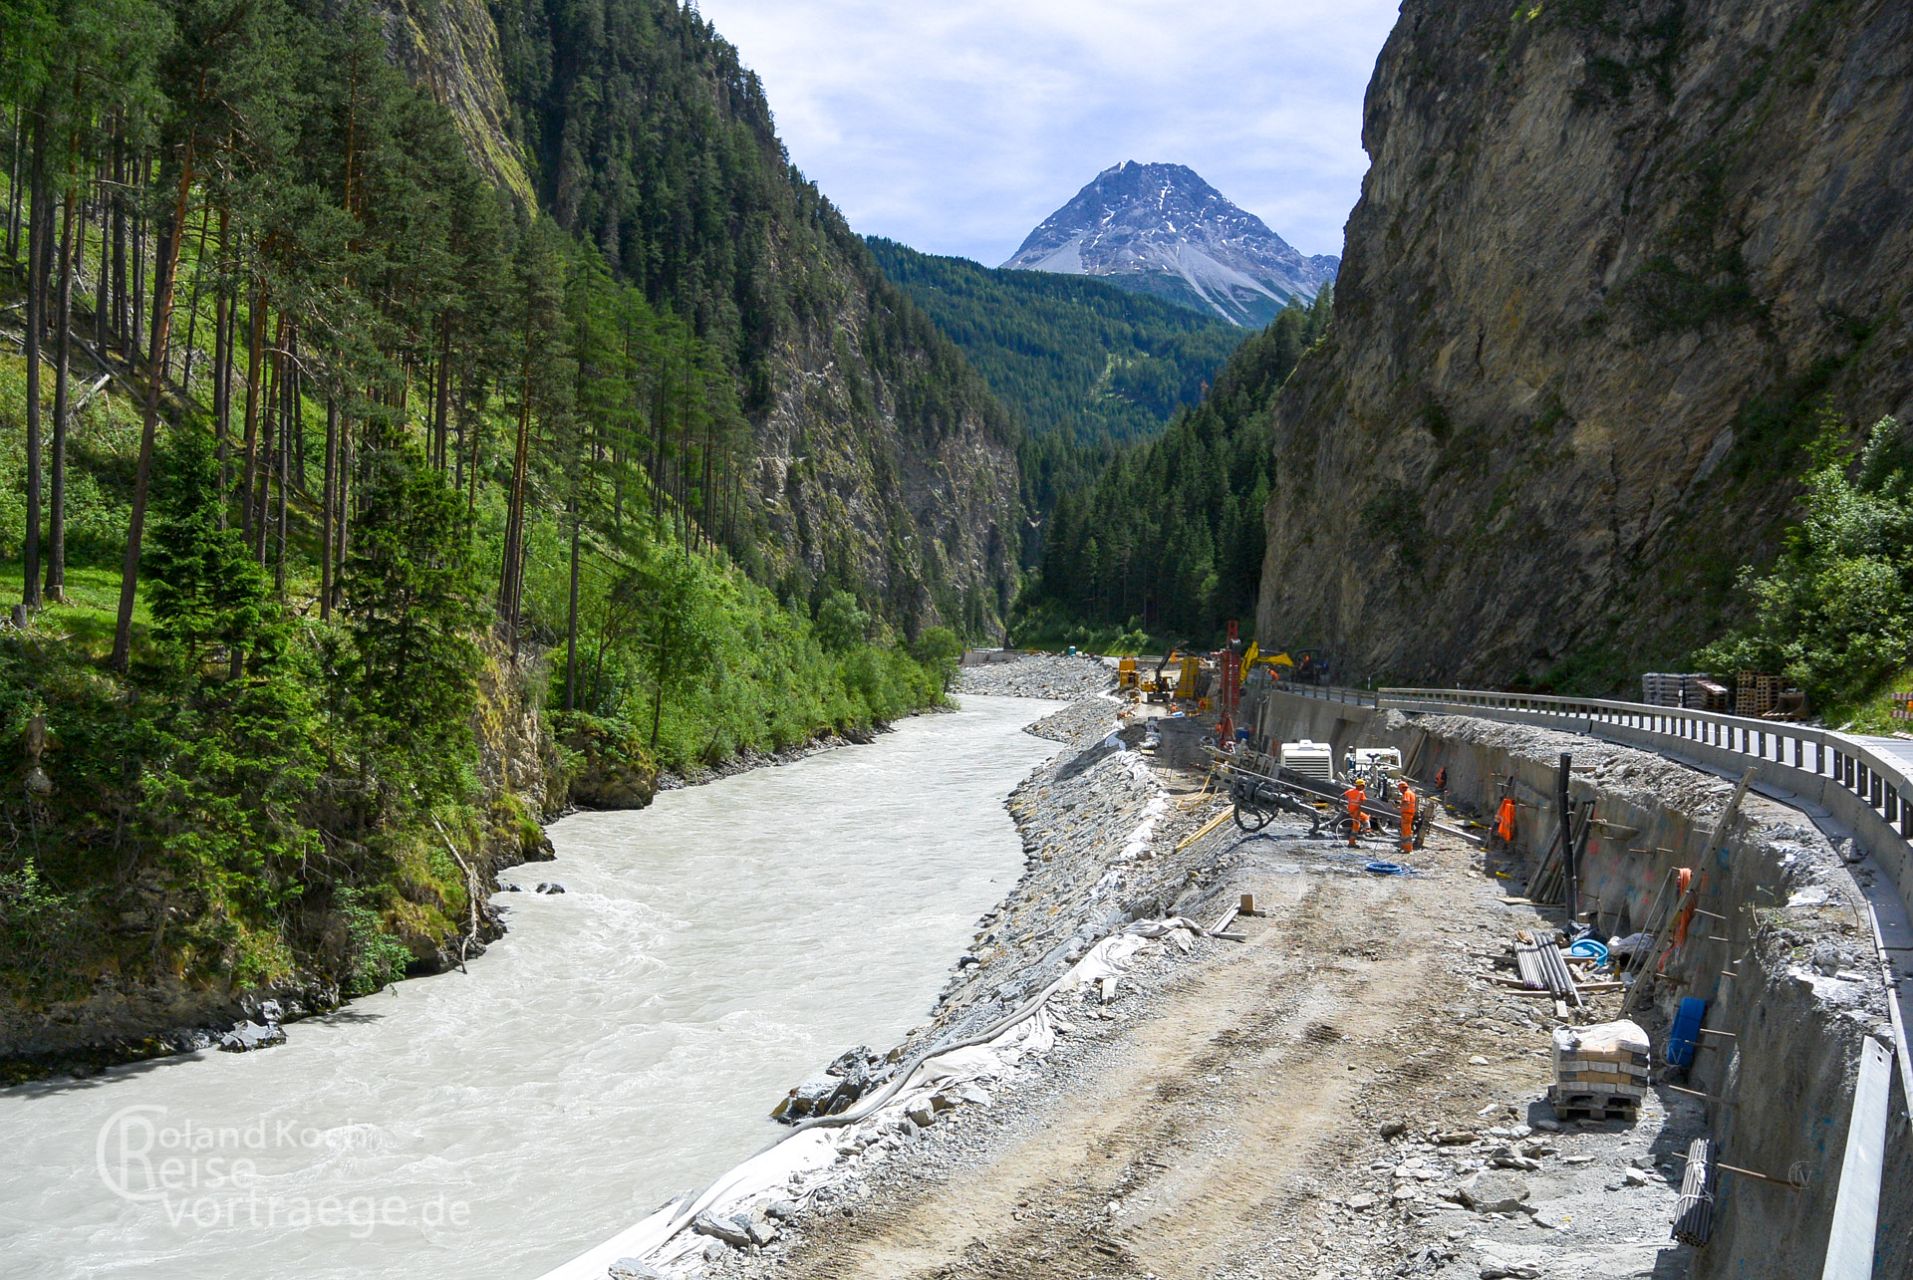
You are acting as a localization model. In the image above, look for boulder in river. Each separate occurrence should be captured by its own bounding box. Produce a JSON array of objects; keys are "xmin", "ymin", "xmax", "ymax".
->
[
  {"xmin": 534, "ymin": 882, "xmax": 567, "ymax": 895},
  {"xmin": 218, "ymin": 1020, "xmax": 287, "ymax": 1053},
  {"xmin": 770, "ymin": 1075, "xmax": 841, "ymax": 1122},
  {"xmin": 770, "ymin": 1045, "xmax": 894, "ymax": 1123}
]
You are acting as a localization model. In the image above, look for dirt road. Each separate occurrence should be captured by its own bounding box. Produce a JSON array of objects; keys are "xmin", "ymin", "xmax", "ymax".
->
[{"xmin": 760, "ymin": 818, "xmax": 1695, "ymax": 1280}]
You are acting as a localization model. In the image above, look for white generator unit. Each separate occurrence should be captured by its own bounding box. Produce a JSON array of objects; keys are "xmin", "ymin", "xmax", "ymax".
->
[{"xmin": 1279, "ymin": 739, "xmax": 1335, "ymax": 783}]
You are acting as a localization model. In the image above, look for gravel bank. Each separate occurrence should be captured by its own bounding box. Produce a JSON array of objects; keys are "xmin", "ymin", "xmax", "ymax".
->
[
  {"xmin": 958, "ymin": 653, "xmax": 1115, "ymax": 700},
  {"xmin": 603, "ymin": 682, "xmax": 1827, "ymax": 1280}
]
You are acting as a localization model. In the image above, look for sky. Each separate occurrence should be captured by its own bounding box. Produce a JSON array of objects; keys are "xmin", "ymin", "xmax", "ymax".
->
[{"xmin": 691, "ymin": 0, "xmax": 1403, "ymax": 265}]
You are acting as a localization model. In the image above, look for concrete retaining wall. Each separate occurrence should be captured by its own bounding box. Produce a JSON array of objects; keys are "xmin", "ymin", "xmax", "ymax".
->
[{"xmin": 1253, "ymin": 690, "xmax": 1902, "ymax": 1279}]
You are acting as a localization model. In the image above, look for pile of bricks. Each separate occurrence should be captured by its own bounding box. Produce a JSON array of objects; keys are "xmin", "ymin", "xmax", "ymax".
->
[{"xmin": 1548, "ymin": 1019, "xmax": 1649, "ymax": 1122}]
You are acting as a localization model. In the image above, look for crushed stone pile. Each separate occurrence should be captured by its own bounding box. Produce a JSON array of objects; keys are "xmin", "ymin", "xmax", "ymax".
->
[{"xmin": 957, "ymin": 653, "xmax": 1114, "ymax": 700}]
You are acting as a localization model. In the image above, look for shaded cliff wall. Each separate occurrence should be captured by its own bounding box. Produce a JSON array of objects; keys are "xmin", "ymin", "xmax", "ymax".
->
[
  {"xmin": 380, "ymin": 0, "xmax": 1020, "ymax": 633},
  {"xmin": 1257, "ymin": 0, "xmax": 1913, "ymax": 687}
]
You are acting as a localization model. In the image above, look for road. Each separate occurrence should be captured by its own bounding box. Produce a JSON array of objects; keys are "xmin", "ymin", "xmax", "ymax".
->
[{"xmin": 766, "ymin": 822, "xmax": 1697, "ymax": 1280}]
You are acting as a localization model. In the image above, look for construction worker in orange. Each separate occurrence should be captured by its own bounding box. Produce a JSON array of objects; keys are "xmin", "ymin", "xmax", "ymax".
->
[
  {"xmin": 1343, "ymin": 778, "xmax": 1367, "ymax": 847},
  {"xmin": 1398, "ymin": 786, "xmax": 1419, "ymax": 857},
  {"xmin": 1495, "ymin": 795, "xmax": 1517, "ymax": 848},
  {"xmin": 1434, "ymin": 766, "xmax": 1448, "ymax": 793}
]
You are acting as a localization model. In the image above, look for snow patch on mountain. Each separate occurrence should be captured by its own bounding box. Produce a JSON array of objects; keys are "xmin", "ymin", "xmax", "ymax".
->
[{"xmin": 1002, "ymin": 161, "xmax": 1338, "ymax": 327}]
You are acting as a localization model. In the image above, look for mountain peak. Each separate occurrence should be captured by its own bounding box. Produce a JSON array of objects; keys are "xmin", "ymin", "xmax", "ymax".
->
[{"xmin": 1002, "ymin": 163, "xmax": 1337, "ymax": 326}]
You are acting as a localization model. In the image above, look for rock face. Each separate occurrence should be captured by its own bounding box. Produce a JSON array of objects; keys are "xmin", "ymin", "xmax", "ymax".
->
[
  {"xmin": 1003, "ymin": 161, "xmax": 1339, "ymax": 326},
  {"xmin": 381, "ymin": 0, "xmax": 1020, "ymax": 631},
  {"xmin": 1254, "ymin": 0, "xmax": 1913, "ymax": 687}
]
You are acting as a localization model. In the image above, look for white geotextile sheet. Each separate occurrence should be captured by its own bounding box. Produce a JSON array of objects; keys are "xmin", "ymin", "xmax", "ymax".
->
[{"xmin": 534, "ymin": 918, "xmax": 1201, "ymax": 1280}]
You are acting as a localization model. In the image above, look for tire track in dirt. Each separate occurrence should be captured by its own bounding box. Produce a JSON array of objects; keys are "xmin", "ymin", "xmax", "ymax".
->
[{"xmin": 785, "ymin": 868, "xmax": 1478, "ymax": 1280}]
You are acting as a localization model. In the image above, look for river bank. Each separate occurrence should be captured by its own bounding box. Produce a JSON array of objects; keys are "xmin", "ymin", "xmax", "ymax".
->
[
  {"xmin": 0, "ymin": 682, "xmax": 944, "ymax": 1085},
  {"xmin": 0, "ymin": 695, "xmax": 1063, "ymax": 1280},
  {"xmin": 580, "ymin": 657, "xmax": 1765, "ymax": 1280}
]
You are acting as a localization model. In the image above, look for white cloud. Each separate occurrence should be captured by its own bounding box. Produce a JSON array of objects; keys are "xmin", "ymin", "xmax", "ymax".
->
[{"xmin": 692, "ymin": 0, "xmax": 1401, "ymax": 263}]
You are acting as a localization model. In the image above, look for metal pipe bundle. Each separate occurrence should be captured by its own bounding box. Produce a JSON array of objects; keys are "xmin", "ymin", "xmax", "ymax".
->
[{"xmin": 1673, "ymin": 1137, "xmax": 1716, "ymax": 1246}]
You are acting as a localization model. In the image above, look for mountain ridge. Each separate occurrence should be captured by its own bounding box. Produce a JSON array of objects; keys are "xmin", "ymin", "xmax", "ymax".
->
[
  {"xmin": 866, "ymin": 236, "xmax": 1246, "ymax": 448},
  {"xmin": 394, "ymin": 0, "xmax": 1021, "ymax": 632},
  {"xmin": 1002, "ymin": 160, "xmax": 1339, "ymax": 327}
]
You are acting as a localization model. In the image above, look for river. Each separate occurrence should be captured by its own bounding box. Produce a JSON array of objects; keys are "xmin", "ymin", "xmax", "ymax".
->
[{"xmin": 0, "ymin": 694, "xmax": 1065, "ymax": 1280}]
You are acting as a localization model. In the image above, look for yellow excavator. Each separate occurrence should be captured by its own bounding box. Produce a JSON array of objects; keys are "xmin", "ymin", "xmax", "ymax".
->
[{"xmin": 1238, "ymin": 642, "xmax": 1295, "ymax": 682}]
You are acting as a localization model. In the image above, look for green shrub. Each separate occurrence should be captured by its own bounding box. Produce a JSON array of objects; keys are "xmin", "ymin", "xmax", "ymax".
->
[
  {"xmin": 1698, "ymin": 413, "xmax": 1913, "ymax": 712},
  {"xmin": 338, "ymin": 888, "xmax": 414, "ymax": 998}
]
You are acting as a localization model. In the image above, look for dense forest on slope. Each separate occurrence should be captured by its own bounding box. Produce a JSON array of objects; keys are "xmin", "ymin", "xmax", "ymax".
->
[
  {"xmin": 1253, "ymin": 0, "xmax": 1913, "ymax": 695},
  {"xmin": 0, "ymin": 0, "xmax": 968, "ymax": 1068},
  {"xmin": 1024, "ymin": 296, "xmax": 1331, "ymax": 643},
  {"xmin": 865, "ymin": 237, "xmax": 1245, "ymax": 448},
  {"xmin": 479, "ymin": 0, "xmax": 1021, "ymax": 631}
]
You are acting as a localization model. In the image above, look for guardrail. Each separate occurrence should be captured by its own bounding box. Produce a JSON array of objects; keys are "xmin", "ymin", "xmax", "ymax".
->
[
  {"xmin": 1278, "ymin": 683, "xmax": 1378, "ymax": 707},
  {"xmin": 1370, "ymin": 688, "xmax": 1913, "ymax": 896},
  {"xmin": 1277, "ymin": 681, "xmax": 1910, "ymax": 1274}
]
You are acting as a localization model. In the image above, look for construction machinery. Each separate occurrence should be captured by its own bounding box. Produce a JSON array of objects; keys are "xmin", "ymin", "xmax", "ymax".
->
[
  {"xmin": 1237, "ymin": 642, "xmax": 1295, "ymax": 683},
  {"xmin": 1116, "ymin": 656, "xmax": 1140, "ymax": 692},
  {"xmin": 1218, "ymin": 747, "xmax": 1432, "ymax": 845},
  {"xmin": 1279, "ymin": 739, "xmax": 1335, "ymax": 782},
  {"xmin": 1348, "ymin": 746, "xmax": 1403, "ymax": 796},
  {"xmin": 1146, "ymin": 643, "xmax": 1191, "ymax": 703},
  {"xmin": 1292, "ymin": 648, "xmax": 1335, "ymax": 686},
  {"xmin": 1174, "ymin": 653, "xmax": 1204, "ymax": 700}
]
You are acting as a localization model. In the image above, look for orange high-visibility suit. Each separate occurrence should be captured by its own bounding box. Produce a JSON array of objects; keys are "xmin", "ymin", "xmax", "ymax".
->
[
  {"xmin": 1495, "ymin": 796, "xmax": 1516, "ymax": 845},
  {"xmin": 1398, "ymin": 787, "xmax": 1419, "ymax": 856},
  {"xmin": 1343, "ymin": 781, "xmax": 1367, "ymax": 847}
]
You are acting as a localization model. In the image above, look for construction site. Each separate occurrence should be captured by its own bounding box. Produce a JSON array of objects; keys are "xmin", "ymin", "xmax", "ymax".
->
[{"xmin": 553, "ymin": 645, "xmax": 1911, "ymax": 1280}]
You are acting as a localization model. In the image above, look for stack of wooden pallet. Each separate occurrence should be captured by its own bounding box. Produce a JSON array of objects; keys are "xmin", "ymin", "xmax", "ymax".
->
[
  {"xmin": 1640, "ymin": 673, "xmax": 1730, "ymax": 710},
  {"xmin": 1691, "ymin": 678, "xmax": 1730, "ymax": 712},
  {"xmin": 1734, "ymin": 671, "xmax": 1782, "ymax": 717},
  {"xmin": 1548, "ymin": 1019, "xmax": 1649, "ymax": 1122}
]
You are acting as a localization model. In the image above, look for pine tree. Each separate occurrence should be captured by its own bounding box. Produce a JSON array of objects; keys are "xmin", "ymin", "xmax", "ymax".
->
[{"xmin": 342, "ymin": 425, "xmax": 481, "ymax": 801}]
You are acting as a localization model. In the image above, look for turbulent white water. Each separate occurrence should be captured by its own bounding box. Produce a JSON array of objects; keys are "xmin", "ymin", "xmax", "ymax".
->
[{"xmin": 0, "ymin": 694, "xmax": 1065, "ymax": 1280}]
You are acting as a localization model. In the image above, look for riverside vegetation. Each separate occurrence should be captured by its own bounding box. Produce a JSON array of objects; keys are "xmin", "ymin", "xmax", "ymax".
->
[{"xmin": 0, "ymin": 0, "xmax": 969, "ymax": 1062}]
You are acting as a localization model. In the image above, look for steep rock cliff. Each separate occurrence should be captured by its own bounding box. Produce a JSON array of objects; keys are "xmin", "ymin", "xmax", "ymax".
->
[
  {"xmin": 1256, "ymin": 0, "xmax": 1913, "ymax": 687},
  {"xmin": 385, "ymin": 0, "xmax": 1020, "ymax": 631}
]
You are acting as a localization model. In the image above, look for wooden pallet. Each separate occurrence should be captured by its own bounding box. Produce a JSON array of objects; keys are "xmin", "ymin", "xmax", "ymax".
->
[
  {"xmin": 1735, "ymin": 671, "xmax": 1782, "ymax": 718},
  {"xmin": 1548, "ymin": 1087, "xmax": 1640, "ymax": 1122}
]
